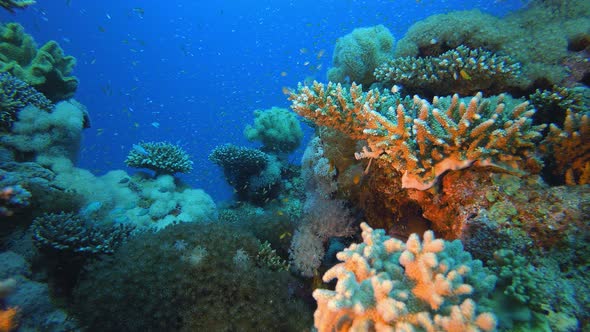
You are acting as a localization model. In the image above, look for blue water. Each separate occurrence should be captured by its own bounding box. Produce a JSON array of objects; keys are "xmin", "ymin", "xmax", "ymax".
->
[{"xmin": 0, "ymin": 0, "xmax": 524, "ymax": 201}]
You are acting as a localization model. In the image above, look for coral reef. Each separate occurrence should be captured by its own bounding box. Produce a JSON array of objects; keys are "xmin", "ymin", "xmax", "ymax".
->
[
  {"xmin": 0, "ymin": 251, "xmax": 79, "ymax": 331},
  {"xmin": 0, "ymin": 23, "xmax": 77, "ymax": 101},
  {"xmin": 290, "ymin": 82, "xmax": 545, "ymax": 190},
  {"xmin": 313, "ymin": 222, "xmax": 497, "ymax": 331},
  {"xmin": 73, "ymin": 222, "xmax": 312, "ymax": 331},
  {"xmin": 393, "ymin": 2, "xmax": 590, "ymax": 90},
  {"xmin": 125, "ymin": 141, "xmax": 193, "ymax": 175},
  {"xmin": 244, "ymin": 106, "xmax": 303, "ymax": 154},
  {"xmin": 0, "ymin": 184, "xmax": 30, "ymax": 216},
  {"xmin": 327, "ymin": 25, "xmax": 394, "ymax": 87},
  {"xmin": 0, "ymin": 72, "xmax": 53, "ymax": 129},
  {"xmin": 374, "ymin": 45, "xmax": 522, "ymax": 97}
]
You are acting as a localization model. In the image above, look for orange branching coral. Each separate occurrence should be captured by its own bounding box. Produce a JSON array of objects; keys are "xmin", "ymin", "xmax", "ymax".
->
[
  {"xmin": 543, "ymin": 109, "xmax": 590, "ymax": 185},
  {"xmin": 0, "ymin": 307, "xmax": 18, "ymax": 332},
  {"xmin": 290, "ymin": 81, "xmax": 545, "ymax": 190}
]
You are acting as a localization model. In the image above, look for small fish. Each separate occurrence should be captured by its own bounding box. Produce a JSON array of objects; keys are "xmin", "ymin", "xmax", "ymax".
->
[
  {"xmin": 299, "ymin": 48, "xmax": 308, "ymax": 54},
  {"xmin": 281, "ymin": 87, "xmax": 291, "ymax": 95},
  {"xmin": 132, "ymin": 7, "xmax": 145, "ymax": 18},
  {"xmin": 303, "ymin": 61, "xmax": 310, "ymax": 66},
  {"xmin": 459, "ymin": 69, "xmax": 472, "ymax": 80},
  {"xmin": 279, "ymin": 231, "xmax": 292, "ymax": 240},
  {"xmin": 96, "ymin": 128, "xmax": 104, "ymax": 136},
  {"xmin": 106, "ymin": 13, "xmax": 111, "ymax": 19},
  {"xmin": 151, "ymin": 122, "xmax": 160, "ymax": 128},
  {"xmin": 316, "ymin": 49, "xmax": 325, "ymax": 59},
  {"xmin": 133, "ymin": 122, "xmax": 140, "ymax": 128},
  {"xmin": 132, "ymin": 144, "xmax": 149, "ymax": 155},
  {"xmin": 353, "ymin": 174, "xmax": 361, "ymax": 185},
  {"xmin": 98, "ymin": 26, "xmax": 106, "ymax": 33},
  {"xmin": 277, "ymin": 211, "xmax": 284, "ymax": 216},
  {"xmin": 280, "ymin": 71, "xmax": 288, "ymax": 77}
]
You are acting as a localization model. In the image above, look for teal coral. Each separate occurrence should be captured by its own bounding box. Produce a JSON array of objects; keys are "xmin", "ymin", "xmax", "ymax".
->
[
  {"xmin": 313, "ymin": 222, "xmax": 497, "ymax": 331},
  {"xmin": 0, "ymin": 72, "xmax": 52, "ymax": 129},
  {"xmin": 374, "ymin": 45, "xmax": 522, "ymax": 96},
  {"xmin": 125, "ymin": 141, "xmax": 193, "ymax": 175},
  {"xmin": 0, "ymin": 23, "xmax": 78, "ymax": 101},
  {"xmin": 244, "ymin": 106, "xmax": 303, "ymax": 154}
]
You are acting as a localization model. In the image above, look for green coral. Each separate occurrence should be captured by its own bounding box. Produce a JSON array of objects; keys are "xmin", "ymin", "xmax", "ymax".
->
[
  {"xmin": 488, "ymin": 249, "xmax": 552, "ymax": 330},
  {"xmin": 125, "ymin": 141, "xmax": 193, "ymax": 175},
  {"xmin": 0, "ymin": 23, "xmax": 78, "ymax": 101},
  {"xmin": 327, "ymin": 24, "xmax": 394, "ymax": 87},
  {"xmin": 0, "ymin": 0, "xmax": 35, "ymax": 12},
  {"xmin": 73, "ymin": 222, "xmax": 312, "ymax": 331},
  {"xmin": 244, "ymin": 106, "xmax": 303, "ymax": 154},
  {"xmin": 394, "ymin": 1, "xmax": 590, "ymax": 89}
]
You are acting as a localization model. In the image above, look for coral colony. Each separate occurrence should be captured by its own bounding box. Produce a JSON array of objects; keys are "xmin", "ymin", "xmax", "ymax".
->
[{"xmin": 0, "ymin": 0, "xmax": 589, "ymax": 331}]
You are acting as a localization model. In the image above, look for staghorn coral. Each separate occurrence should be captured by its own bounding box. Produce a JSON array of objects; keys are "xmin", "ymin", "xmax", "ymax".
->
[
  {"xmin": 125, "ymin": 141, "xmax": 193, "ymax": 175},
  {"xmin": 313, "ymin": 222, "xmax": 497, "ymax": 331},
  {"xmin": 289, "ymin": 81, "xmax": 545, "ymax": 190},
  {"xmin": 0, "ymin": 23, "xmax": 77, "ymax": 101},
  {"xmin": 542, "ymin": 109, "xmax": 590, "ymax": 185},
  {"xmin": 374, "ymin": 45, "xmax": 522, "ymax": 97},
  {"xmin": 0, "ymin": 72, "xmax": 53, "ymax": 129},
  {"xmin": 0, "ymin": 0, "xmax": 34, "ymax": 12}
]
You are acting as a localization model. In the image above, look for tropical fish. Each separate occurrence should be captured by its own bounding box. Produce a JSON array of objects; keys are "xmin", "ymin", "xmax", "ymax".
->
[
  {"xmin": 132, "ymin": 144, "xmax": 149, "ymax": 155},
  {"xmin": 132, "ymin": 7, "xmax": 145, "ymax": 18},
  {"xmin": 459, "ymin": 69, "xmax": 472, "ymax": 80}
]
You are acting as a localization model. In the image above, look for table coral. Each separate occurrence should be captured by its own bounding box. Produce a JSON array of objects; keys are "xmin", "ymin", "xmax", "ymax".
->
[
  {"xmin": 125, "ymin": 141, "xmax": 193, "ymax": 175},
  {"xmin": 374, "ymin": 45, "xmax": 521, "ymax": 97}
]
